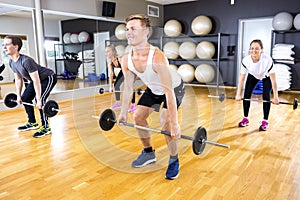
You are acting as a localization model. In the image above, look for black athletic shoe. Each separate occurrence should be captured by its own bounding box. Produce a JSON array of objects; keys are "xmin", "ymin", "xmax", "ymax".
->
[
  {"xmin": 17, "ymin": 122, "xmax": 39, "ymax": 131},
  {"xmin": 32, "ymin": 126, "xmax": 51, "ymax": 138}
]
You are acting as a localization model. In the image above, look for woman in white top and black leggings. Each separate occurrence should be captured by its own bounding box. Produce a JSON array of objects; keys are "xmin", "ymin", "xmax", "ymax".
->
[{"xmin": 236, "ymin": 39, "xmax": 279, "ymax": 131}]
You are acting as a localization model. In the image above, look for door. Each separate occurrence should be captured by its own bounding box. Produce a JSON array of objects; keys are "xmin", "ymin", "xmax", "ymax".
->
[
  {"xmin": 236, "ymin": 17, "xmax": 273, "ymax": 86},
  {"xmin": 94, "ymin": 32, "xmax": 110, "ymax": 77}
]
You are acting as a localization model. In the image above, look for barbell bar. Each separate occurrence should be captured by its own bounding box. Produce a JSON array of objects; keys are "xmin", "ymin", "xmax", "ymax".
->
[
  {"xmin": 208, "ymin": 92, "xmax": 298, "ymax": 110},
  {"xmin": 99, "ymin": 87, "xmax": 145, "ymax": 95},
  {"xmin": 92, "ymin": 109, "xmax": 230, "ymax": 155},
  {"xmin": 2, "ymin": 92, "xmax": 62, "ymax": 117}
]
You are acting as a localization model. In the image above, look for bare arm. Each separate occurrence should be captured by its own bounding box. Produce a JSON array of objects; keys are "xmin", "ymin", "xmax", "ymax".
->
[
  {"xmin": 108, "ymin": 62, "xmax": 114, "ymax": 91},
  {"xmin": 14, "ymin": 73, "xmax": 23, "ymax": 104},
  {"xmin": 118, "ymin": 55, "xmax": 136, "ymax": 121},
  {"xmin": 269, "ymin": 73, "xmax": 279, "ymax": 104},
  {"xmin": 29, "ymin": 71, "xmax": 42, "ymax": 109},
  {"xmin": 235, "ymin": 73, "xmax": 246, "ymax": 100},
  {"xmin": 153, "ymin": 51, "xmax": 180, "ymax": 137}
]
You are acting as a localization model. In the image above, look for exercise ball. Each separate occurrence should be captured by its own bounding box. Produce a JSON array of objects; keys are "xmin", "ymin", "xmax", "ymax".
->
[
  {"xmin": 177, "ymin": 64, "xmax": 195, "ymax": 82},
  {"xmin": 115, "ymin": 24, "xmax": 127, "ymax": 40},
  {"xmin": 78, "ymin": 31, "xmax": 90, "ymax": 43},
  {"xmin": 195, "ymin": 64, "xmax": 215, "ymax": 83},
  {"xmin": 169, "ymin": 64, "xmax": 178, "ymax": 71},
  {"xmin": 293, "ymin": 13, "xmax": 300, "ymax": 30},
  {"xmin": 115, "ymin": 45, "xmax": 126, "ymax": 56},
  {"xmin": 63, "ymin": 33, "xmax": 71, "ymax": 44},
  {"xmin": 164, "ymin": 19, "xmax": 182, "ymax": 37},
  {"xmin": 70, "ymin": 33, "xmax": 79, "ymax": 43},
  {"xmin": 191, "ymin": 15, "xmax": 212, "ymax": 35},
  {"xmin": 163, "ymin": 41, "xmax": 180, "ymax": 59},
  {"xmin": 272, "ymin": 12, "xmax": 293, "ymax": 31},
  {"xmin": 179, "ymin": 42, "xmax": 196, "ymax": 59},
  {"xmin": 196, "ymin": 41, "xmax": 215, "ymax": 59}
]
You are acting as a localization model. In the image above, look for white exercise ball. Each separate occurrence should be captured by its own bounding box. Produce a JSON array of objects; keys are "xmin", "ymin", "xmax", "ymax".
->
[
  {"xmin": 191, "ymin": 15, "xmax": 212, "ymax": 35},
  {"xmin": 164, "ymin": 19, "xmax": 182, "ymax": 37},
  {"xmin": 293, "ymin": 13, "xmax": 300, "ymax": 30},
  {"xmin": 115, "ymin": 45, "xmax": 126, "ymax": 56},
  {"xmin": 169, "ymin": 64, "xmax": 178, "ymax": 71},
  {"xmin": 115, "ymin": 24, "xmax": 127, "ymax": 40},
  {"xmin": 196, "ymin": 41, "xmax": 215, "ymax": 59},
  {"xmin": 63, "ymin": 33, "xmax": 71, "ymax": 44},
  {"xmin": 179, "ymin": 42, "xmax": 196, "ymax": 59},
  {"xmin": 70, "ymin": 33, "xmax": 79, "ymax": 43},
  {"xmin": 177, "ymin": 64, "xmax": 195, "ymax": 82},
  {"xmin": 78, "ymin": 31, "xmax": 90, "ymax": 43},
  {"xmin": 272, "ymin": 12, "xmax": 293, "ymax": 31},
  {"xmin": 163, "ymin": 41, "xmax": 180, "ymax": 59},
  {"xmin": 195, "ymin": 64, "xmax": 215, "ymax": 83}
]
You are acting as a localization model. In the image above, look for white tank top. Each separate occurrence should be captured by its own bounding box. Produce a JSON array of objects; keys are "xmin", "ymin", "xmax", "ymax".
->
[{"xmin": 128, "ymin": 45, "xmax": 182, "ymax": 95}]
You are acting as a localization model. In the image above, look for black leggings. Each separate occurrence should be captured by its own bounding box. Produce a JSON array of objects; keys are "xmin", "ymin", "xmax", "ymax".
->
[
  {"xmin": 243, "ymin": 74, "xmax": 272, "ymax": 120},
  {"xmin": 114, "ymin": 70, "xmax": 135, "ymax": 103},
  {"xmin": 21, "ymin": 75, "xmax": 57, "ymax": 127}
]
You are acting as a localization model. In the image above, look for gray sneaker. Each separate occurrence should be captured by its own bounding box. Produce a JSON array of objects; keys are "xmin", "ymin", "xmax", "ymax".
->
[{"xmin": 132, "ymin": 150, "xmax": 156, "ymax": 168}]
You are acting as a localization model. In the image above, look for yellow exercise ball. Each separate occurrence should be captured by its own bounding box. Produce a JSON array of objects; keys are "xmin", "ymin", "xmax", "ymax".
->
[
  {"xmin": 163, "ymin": 41, "xmax": 180, "ymax": 59},
  {"xmin": 178, "ymin": 64, "xmax": 195, "ymax": 82},
  {"xmin": 179, "ymin": 42, "xmax": 196, "ymax": 59},
  {"xmin": 168, "ymin": 64, "xmax": 178, "ymax": 71},
  {"xmin": 195, "ymin": 64, "xmax": 215, "ymax": 83},
  {"xmin": 115, "ymin": 24, "xmax": 127, "ymax": 40},
  {"xmin": 196, "ymin": 41, "xmax": 215, "ymax": 59},
  {"xmin": 164, "ymin": 19, "xmax": 182, "ymax": 37},
  {"xmin": 191, "ymin": 15, "xmax": 212, "ymax": 35}
]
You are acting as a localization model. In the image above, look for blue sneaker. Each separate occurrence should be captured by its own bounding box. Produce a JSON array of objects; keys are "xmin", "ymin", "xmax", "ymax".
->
[
  {"xmin": 165, "ymin": 159, "xmax": 180, "ymax": 180},
  {"xmin": 132, "ymin": 150, "xmax": 156, "ymax": 168}
]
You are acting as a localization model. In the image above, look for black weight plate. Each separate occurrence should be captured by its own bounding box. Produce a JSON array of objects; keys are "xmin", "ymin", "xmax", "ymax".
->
[
  {"xmin": 219, "ymin": 93, "xmax": 225, "ymax": 102},
  {"xmin": 99, "ymin": 109, "xmax": 116, "ymax": 131},
  {"xmin": 4, "ymin": 93, "xmax": 18, "ymax": 108},
  {"xmin": 293, "ymin": 98, "xmax": 298, "ymax": 110},
  {"xmin": 99, "ymin": 88, "xmax": 104, "ymax": 94},
  {"xmin": 192, "ymin": 126, "xmax": 207, "ymax": 155},
  {"xmin": 44, "ymin": 100, "xmax": 59, "ymax": 117}
]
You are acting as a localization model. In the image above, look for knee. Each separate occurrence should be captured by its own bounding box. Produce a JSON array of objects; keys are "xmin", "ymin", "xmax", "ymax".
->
[{"xmin": 133, "ymin": 111, "xmax": 147, "ymax": 125}]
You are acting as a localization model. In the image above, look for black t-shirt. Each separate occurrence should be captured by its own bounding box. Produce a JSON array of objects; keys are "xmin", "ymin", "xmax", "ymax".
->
[{"xmin": 10, "ymin": 54, "xmax": 54, "ymax": 82}]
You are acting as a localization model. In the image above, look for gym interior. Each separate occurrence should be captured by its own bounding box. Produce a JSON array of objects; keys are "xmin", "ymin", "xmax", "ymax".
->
[{"xmin": 0, "ymin": 0, "xmax": 300, "ymax": 199}]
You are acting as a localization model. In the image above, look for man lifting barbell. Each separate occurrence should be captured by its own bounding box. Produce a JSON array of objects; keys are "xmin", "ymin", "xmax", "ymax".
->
[
  {"xmin": 3, "ymin": 36, "xmax": 57, "ymax": 138},
  {"xmin": 2, "ymin": 92, "xmax": 61, "ymax": 118},
  {"xmin": 92, "ymin": 109, "xmax": 230, "ymax": 154}
]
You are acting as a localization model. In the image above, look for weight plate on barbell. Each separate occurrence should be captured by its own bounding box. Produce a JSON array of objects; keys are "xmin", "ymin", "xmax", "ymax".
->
[
  {"xmin": 99, "ymin": 109, "xmax": 116, "ymax": 131},
  {"xmin": 4, "ymin": 93, "xmax": 18, "ymax": 108},
  {"xmin": 219, "ymin": 93, "xmax": 225, "ymax": 102},
  {"xmin": 99, "ymin": 88, "xmax": 105, "ymax": 94},
  {"xmin": 44, "ymin": 100, "xmax": 59, "ymax": 118},
  {"xmin": 192, "ymin": 126, "xmax": 207, "ymax": 155},
  {"xmin": 293, "ymin": 98, "xmax": 298, "ymax": 110}
]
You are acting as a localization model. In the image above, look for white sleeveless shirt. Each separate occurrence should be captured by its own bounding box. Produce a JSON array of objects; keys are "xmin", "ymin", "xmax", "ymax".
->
[{"xmin": 128, "ymin": 45, "xmax": 182, "ymax": 95}]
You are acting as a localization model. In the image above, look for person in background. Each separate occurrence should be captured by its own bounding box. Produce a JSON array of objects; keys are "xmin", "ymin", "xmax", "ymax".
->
[
  {"xmin": 118, "ymin": 14, "xmax": 185, "ymax": 180},
  {"xmin": 3, "ymin": 36, "xmax": 57, "ymax": 138},
  {"xmin": 106, "ymin": 44, "xmax": 136, "ymax": 112},
  {"xmin": 236, "ymin": 39, "xmax": 279, "ymax": 131}
]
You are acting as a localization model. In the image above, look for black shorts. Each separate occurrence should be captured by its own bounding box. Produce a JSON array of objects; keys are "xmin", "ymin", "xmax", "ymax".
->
[{"xmin": 137, "ymin": 80, "xmax": 185, "ymax": 112}]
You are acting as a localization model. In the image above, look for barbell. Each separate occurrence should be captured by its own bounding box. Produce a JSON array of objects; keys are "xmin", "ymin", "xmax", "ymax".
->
[
  {"xmin": 99, "ymin": 87, "xmax": 145, "ymax": 95},
  {"xmin": 208, "ymin": 92, "xmax": 298, "ymax": 110},
  {"xmin": 2, "ymin": 92, "xmax": 62, "ymax": 117},
  {"xmin": 92, "ymin": 109, "xmax": 230, "ymax": 155}
]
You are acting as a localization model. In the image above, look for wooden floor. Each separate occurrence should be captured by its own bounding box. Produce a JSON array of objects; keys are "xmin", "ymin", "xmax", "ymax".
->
[{"xmin": 0, "ymin": 82, "xmax": 300, "ymax": 199}]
